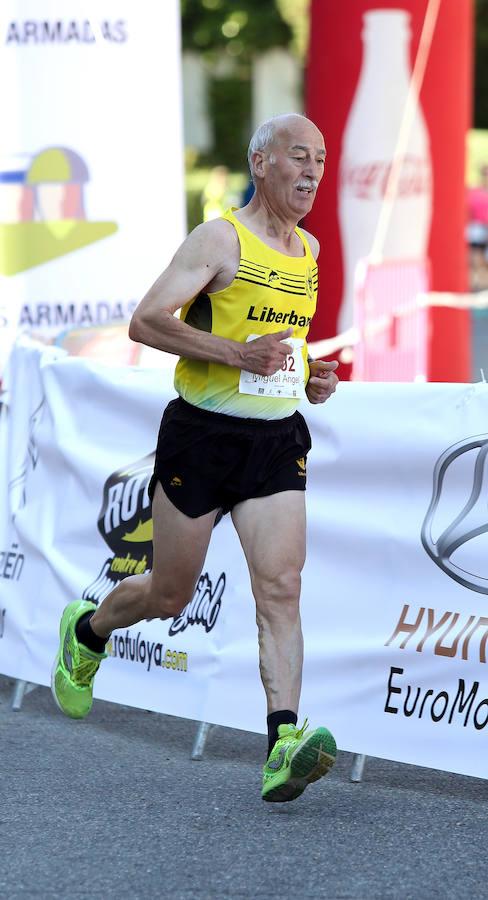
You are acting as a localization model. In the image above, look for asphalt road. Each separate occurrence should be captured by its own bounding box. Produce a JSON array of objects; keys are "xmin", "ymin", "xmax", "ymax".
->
[{"xmin": 1, "ymin": 673, "xmax": 487, "ymax": 899}]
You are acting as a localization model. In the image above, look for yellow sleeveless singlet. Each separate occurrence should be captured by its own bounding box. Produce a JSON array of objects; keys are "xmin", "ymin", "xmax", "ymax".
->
[{"xmin": 174, "ymin": 209, "xmax": 318, "ymax": 420}]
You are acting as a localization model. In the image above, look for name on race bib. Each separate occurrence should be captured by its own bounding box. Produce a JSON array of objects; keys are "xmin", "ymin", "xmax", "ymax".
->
[{"xmin": 239, "ymin": 334, "xmax": 306, "ymax": 400}]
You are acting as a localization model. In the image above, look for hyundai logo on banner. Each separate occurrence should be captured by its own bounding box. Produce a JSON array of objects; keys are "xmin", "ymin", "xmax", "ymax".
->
[{"xmin": 421, "ymin": 436, "xmax": 488, "ymax": 594}]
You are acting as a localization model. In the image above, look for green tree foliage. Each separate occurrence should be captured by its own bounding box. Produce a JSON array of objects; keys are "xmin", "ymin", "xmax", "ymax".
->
[
  {"xmin": 209, "ymin": 76, "xmax": 252, "ymax": 169},
  {"xmin": 181, "ymin": 0, "xmax": 292, "ymax": 62},
  {"xmin": 181, "ymin": 0, "xmax": 294, "ymax": 172},
  {"xmin": 475, "ymin": 0, "xmax": 488, "ymax": 127}
]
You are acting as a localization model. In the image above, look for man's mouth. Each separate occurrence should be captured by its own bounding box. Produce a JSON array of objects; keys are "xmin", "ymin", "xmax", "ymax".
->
[{"xmin": 295, "ymin": 183, "xmax": 316, "ymax": 194}]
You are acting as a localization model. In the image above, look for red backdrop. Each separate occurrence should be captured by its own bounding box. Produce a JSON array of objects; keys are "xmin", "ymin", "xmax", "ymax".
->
[{"xmin": 306, "ymin": 0, "xmax": 473, "ymax": 381}]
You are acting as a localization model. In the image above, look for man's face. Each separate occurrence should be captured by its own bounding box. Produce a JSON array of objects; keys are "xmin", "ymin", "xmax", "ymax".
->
[{"xmin": 255, "ymin": 119, "xmax": 326, "ymax": 217}]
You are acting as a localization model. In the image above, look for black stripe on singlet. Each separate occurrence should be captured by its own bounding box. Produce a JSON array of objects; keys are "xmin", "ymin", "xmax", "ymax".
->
[
  {"xmin": 280, "ymin": 277, "xmax": 306, "ymax": 288},
  {"xmin": 238, "ymin": 266, "xmax": 306, "ymax": 291},
  {"xmin": 239, "ymin": 266, "xmax": 271, "ymax": 279},
  {"xmin": 240, "ymin": 258, "xmax": 267, "ymax": 274},
  {"xmin": 235, "ymin": 276, "xmax": 306, "ymax": 296},
  {"xmin": 241, "ymin": 259, "xmax": 308, "ymax": 282},
  {"xmin": 274, "ymin": 268, "xmax": 308, "ymax": 281}
]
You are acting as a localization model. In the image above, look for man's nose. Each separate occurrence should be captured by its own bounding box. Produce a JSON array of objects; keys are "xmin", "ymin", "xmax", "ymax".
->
[{"xmin": 303, "ymin": 159, "xmax": 321, "ymax": 181}]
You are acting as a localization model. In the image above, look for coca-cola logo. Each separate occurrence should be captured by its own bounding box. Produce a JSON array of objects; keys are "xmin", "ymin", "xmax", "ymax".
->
[{"xmin": 341, "ymin": 154, "xmax": 431, "ymax": 201}]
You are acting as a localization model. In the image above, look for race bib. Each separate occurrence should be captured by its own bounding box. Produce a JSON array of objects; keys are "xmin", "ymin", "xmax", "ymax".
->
[{"xmin": 239, "ymin": 334, "xmax": 306, "ymax": 400}]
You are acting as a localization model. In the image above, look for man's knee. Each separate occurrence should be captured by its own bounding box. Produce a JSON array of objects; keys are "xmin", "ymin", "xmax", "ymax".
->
[
  {"xmin": 145, "ymin": 579, "xmax": 193, "ymax": 619},
  {"xmin": 253, "ymin": 568, "xmax": 302, "ymax": 611}
]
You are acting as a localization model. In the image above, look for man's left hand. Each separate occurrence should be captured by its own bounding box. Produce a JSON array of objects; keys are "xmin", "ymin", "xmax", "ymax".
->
[{"xmin": 306, "ymin": 360, "xmax": 339, "ymax": 404}]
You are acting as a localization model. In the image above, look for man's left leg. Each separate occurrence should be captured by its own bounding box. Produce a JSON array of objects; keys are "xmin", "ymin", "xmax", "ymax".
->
[{"xmin": 231, "ymin": 490, "xmax": 336, "ymax": 802}]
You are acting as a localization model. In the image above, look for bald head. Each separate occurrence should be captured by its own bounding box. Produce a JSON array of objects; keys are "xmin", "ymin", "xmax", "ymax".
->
[{"xmin": 247, "ymin": 114, "xmax": 324, "ymax": 184}]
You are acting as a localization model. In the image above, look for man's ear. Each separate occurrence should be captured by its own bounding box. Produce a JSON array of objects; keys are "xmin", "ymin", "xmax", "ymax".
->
[{"xmin": 252, "ymin": 150, "xmax": 265, "ymax": 181}]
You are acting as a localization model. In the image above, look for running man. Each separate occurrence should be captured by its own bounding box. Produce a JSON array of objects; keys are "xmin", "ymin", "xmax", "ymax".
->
[{"xmin": 52, "ymin": 114, "xmax": 339, "ymax": 803}]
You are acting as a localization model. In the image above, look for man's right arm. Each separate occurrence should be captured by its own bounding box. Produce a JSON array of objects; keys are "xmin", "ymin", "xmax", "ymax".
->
[{"xmin": 129, "ymin": 219, "xmax": 293, "ymax": 376}]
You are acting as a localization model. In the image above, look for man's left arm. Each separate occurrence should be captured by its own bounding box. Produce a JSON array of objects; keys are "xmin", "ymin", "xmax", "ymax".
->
[
  {"xmin": 306, "ymin": 358, "xmax": 339, "ymax": 405},
  {"xmin": 300, "ymin": 228, "xmax": 340, "ymax": 406}
]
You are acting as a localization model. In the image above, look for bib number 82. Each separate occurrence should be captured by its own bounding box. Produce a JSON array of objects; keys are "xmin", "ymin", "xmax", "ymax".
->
[{"xmin": 281, "ymin": 356, "xmax": 296, "ymax": 372}]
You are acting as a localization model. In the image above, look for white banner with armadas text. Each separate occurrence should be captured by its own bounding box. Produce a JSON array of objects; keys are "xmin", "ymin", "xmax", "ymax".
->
[
  {"xmin": 0, "ymin": 0, "xmax": 184, "ymax": 371},
  {"xmin": 1, "ymin": 344, "xmax": 488, "ymax": 780}
]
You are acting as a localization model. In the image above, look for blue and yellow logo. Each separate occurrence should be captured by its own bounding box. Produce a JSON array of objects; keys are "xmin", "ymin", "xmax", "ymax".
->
[{"xmin": 0, "ymin": 146, "xmax": 118, "ymax": 275}]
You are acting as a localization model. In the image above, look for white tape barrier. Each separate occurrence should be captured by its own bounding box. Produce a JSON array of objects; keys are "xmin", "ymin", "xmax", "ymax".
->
[
  {"xmin": 308, "ymin": 289, "xmax": 488, "ymax": 362},
  {"xmin": 1, "ymin": 343, "xmax": 488, "ymax": 779}
]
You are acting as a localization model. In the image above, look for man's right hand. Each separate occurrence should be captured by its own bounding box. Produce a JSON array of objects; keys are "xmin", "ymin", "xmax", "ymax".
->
[{"xmin": 239, "ymin": 328, "xmax": 294, "ymax": 375}]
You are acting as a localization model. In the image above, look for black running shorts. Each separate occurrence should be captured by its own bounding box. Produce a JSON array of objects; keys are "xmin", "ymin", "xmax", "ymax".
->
[{"xmin": 148, "ymin": 397, "xmax": 312, "ymax": 518}]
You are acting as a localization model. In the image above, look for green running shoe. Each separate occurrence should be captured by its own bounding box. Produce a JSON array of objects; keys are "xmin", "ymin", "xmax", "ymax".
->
[
  {"xmin": 51, "ymin": 600, "xmax": 107, "ymax": 719},
  {"xmin": 262, "ymin": 718, "xmax": 337, "ymax": 803}
]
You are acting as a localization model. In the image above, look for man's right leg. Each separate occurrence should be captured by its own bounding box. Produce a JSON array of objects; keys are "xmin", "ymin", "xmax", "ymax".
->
[{"xmin": 51, "ymin": 482, "xmax": 218, "ymax": 718}]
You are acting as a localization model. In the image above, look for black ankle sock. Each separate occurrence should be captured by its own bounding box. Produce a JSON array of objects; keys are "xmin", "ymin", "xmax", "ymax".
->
[
  {"xmin": 266, "ymin": 709, "xmax": 298, "ymax": 759},
  {"xmin": 75, "ymin": 612, "xmax": 109, "ymax": 654}
]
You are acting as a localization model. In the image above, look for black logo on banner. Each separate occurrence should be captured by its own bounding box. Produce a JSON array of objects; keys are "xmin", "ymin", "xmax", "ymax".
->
[
  {"xmin": 84, "ymin": 454, "xmax": 224, "ymax": 634},
  {"xmin": 0, "ymin": 544, "xmax": 24, "ymax": 582},
  {"xmin": 83, "ymin": 453, "xmax": 155, "ymax": 605},
  {"xmin": 8, "ymin": 398, "xmax": 44, "ymax": 517},
  {"xmin": 169, "ymin": 573, "xmax": 225, "ymax": 635},
  {"xmin": 1, "ymin": 395, "xmax": 44, "ymax": 585}
]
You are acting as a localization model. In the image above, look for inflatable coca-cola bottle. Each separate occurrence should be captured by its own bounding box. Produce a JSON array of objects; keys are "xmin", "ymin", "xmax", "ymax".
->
[{"xmin": 338, "ymin": 9, "xmax": 433, "ymax": 332}]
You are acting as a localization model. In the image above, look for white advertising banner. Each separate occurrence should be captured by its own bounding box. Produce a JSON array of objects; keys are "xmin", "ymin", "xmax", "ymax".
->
[
  {"xmin": 1, "ymin": 345, "xmax": 488, "ymax": 780},
  {"xmin": 0, "ymin": 1, "xmax": 185, "ymax": 363}
]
